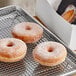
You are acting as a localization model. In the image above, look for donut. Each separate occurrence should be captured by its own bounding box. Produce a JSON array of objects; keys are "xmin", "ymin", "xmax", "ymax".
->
[
  {"xmin": 62, "ymin": 9, "xmax": 75, "ymax": 23},
  {"xmin": 62, "ymin": 5, "xmax": 76, "ymax": 23},
  {"xmin": 0, "ymin": 38, "xmax": 27, "ymax": 62},
  {"xmin": 33, "ymin": 41, "xmax": 67, "ymax": 66},
  {"xmin": 12, "ymin": 22, "xmax": 43, "ymax": 43}
]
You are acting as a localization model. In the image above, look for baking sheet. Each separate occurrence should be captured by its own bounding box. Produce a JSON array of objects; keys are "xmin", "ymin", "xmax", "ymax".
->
[{"xmin": 0, "ymin": 6, "xmax": 76, "ymax": 76}]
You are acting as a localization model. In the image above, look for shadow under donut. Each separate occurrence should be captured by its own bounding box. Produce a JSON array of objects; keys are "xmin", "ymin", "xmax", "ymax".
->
[
  {"xmin": 0, "ymin": 59, "xmax": 26, "ymax": 76},
  {"xmin": 32, "ymin": 61, "xmax": 68, "ymax": 76}
]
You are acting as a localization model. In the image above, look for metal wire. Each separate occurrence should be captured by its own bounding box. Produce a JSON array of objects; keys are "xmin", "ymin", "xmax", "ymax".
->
[{"xmin": 0, "ymin": 6, "xmax": 75, "ymax": 76}]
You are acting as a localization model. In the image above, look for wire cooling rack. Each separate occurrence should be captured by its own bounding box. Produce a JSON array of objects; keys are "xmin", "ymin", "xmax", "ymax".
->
[{"xmin": 0, "ymin": 6, "xmax": 75, "ymax": 76}]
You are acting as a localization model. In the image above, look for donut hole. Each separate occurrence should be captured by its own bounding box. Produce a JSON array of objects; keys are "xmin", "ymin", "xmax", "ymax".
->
[
  {"xmin": 48, "ymin": 48, "xmax": 53, "ymax": 52},
  {"xmin": 26, "ymin": 26, "xmax": 31, "ymax": 30},
  {"xmin": 7, "ymin": 42, "xmax": 14, "ymax": 47}
]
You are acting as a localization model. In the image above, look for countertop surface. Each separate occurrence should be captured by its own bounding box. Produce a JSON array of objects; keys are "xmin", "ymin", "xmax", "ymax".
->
[{"xmin": 0, "ymin": 0, "xmax": 36, "ymax": 16}]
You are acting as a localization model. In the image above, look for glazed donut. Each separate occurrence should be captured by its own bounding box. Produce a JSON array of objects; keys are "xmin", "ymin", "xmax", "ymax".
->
[
  {"xmin": 33, "ymin": 41, "xmax": 67, "ymax": 66},
  {"xmin": 0, "ymin": 38, "xmax": 27, "ymax": 62},
  {"xmin": 12, "ymin": 22, "xmax": 43, "ymax": 43}
]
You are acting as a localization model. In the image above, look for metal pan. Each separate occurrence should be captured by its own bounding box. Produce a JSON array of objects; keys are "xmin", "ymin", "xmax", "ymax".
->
[{"xmin": 0, "ymin": 5, "xmax": 75, "ymax": 76}]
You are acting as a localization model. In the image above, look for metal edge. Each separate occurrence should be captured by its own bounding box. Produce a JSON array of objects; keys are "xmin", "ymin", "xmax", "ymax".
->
[
  {"xmin": 0, "ymin": 5, "xmax": 16, "ymax": 16},
  {"xmin": 1, "ymin": 5, "xmax": 75, "ymax": 58},
  {"xmin": 16, "ymin": 6, "xmax": 66, "ymax": 44},
  {"xmin": 15, "ymin": 6, "xmax": 76, "ymax": 58},
  {"xmin": 61, "ymin": 70, "xmax": 76, "ymax": 76},
  {"xmin": 0, "ymin": 5, "xmax": 69, "ymax": 47},
  {"xmin": 0, "ymin": 5, "xmax": 76, "ymax": 75},
  {"xmin": 0, "ymin": 5, "xmax": 16, "ymax": 11},
  {"xmin": 0, "ymin": 5, "xmax": 76, "ymax": 60}
]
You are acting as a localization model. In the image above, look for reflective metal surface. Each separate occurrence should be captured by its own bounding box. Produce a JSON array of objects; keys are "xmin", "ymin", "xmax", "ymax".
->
[{"xmin": 0, "ymin": 6, "xmax": 75, "ymax": 76}]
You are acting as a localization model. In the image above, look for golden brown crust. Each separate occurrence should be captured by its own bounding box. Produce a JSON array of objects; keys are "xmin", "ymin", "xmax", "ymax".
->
[
  {"xmin": 33, "ymin": 52, "xmax": 67, "ymax": 66},
  {"xmin": 0, "ymin": 38, "xmax": 27, "ymax": 62},
  {"xmin": 12, "ymin": 31, "xmax": 43, "ymax": 43},
  {"xmin": 62, "ymin": 10, "xmax": 75, "ymax": 23},
  {"xmin": 33, "ymin": 42, "xmax": 67, "ymax": 66},
  {"xmin": 12, "ymin": 22, "xmax": 43, "ymax": 43},
  {"xmin": 0, "ymin": 52, "xmax": 26, "ymax": 62}
]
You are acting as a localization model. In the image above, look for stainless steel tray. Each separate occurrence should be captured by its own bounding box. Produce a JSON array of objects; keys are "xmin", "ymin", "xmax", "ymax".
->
[{"xmin": 0, "ymin": 6, "xmax": 76, "ymax": 76}]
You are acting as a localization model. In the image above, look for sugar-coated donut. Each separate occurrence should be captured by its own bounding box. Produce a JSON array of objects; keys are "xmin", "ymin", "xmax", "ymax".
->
[
  {"xmin": 12, "ymin": 22, "xmax": 43, "ymax": 43},
  {"xmin": 0, "ymin": 38, "xmax": 27, "ymax": 62},
  {"xmin": 33, "ymin": 41, "xmax": 67, "ymax": 66}
]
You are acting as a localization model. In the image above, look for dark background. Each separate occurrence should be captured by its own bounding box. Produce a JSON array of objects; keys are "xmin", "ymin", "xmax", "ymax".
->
[
  {"xmin": 57, "ymin": 0, "xmax": 76, "ymax": 14},
  {"xmin": 57, "ymin": 0, "xmax": 76, "ymax": 24}
]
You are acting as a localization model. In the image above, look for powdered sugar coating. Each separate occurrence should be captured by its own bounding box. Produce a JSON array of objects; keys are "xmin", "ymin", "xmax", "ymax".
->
[
  {"xmin": 33, "ymin": 41, "xmax": 67, "ymax": 66},
  {"xmin": 12, "ymin": 22, "xmax": 43, "ymax": 43},
  {"xmin": 0, "ymin": 38, "xmax": 27, "ymax": 62}
]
